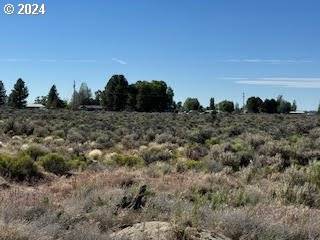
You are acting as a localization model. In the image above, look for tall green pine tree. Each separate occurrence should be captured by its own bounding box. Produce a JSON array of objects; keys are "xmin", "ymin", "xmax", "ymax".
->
[
  {"xmin": 47, "ymin": 85, "xmax": 64, "ymax": 108},
  {"xmin": 0, "ymin": 81, "xmax": 6, "ymax": 106},
  {"xmin": 8, "ymin": 78, "xmax": 28, "ymax": 109}
]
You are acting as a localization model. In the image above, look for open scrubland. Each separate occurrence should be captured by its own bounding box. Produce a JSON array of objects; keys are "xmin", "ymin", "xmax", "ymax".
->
[{"xmin": 1, "ymin": 110, "xmax": 320, "ymax": 239}]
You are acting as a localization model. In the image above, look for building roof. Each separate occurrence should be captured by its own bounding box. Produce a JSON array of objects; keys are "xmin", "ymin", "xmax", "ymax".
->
[
  {"xmin": 289, "ymin": 110, "xmax": 305, "ymax": 114},
  {"xmin": 26, "ymin": 103, "xmax": 45, "ymax": 108}
]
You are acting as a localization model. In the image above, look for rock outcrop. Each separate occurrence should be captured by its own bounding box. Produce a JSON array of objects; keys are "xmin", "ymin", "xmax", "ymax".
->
[{"xmin": 110, "ymin": 221, "xmax": 230, "ymax": 240}]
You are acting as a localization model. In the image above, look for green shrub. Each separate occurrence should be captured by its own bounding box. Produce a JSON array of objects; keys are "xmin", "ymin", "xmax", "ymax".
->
[
  {"xmin": 96, "ymin": 135, "xmax": 113, "ymax": 149},
  {"xmin": 0, "ymin": 154, "xmax": 38, "ymax": 181},
  {"xmin": 24, "ymin": 144, "xmax": 47, "ymax": 161},
  {"xmin": 111, "ymin": 154, "xmax": 144, "ymax": 167},
  {"xmin": 211, "ymin": 190, "xmax": 228, "ymax": 209},
  {"xmin": 140, "ymin": 147, "xmax": 172, "ymax": 164},
  {"xmin": 309, "ymin": 161, "xmax": 320, "ymax": 189},
  {"xmin": 68, "ymin": 155, "xmax": 88, "ymax": 170},
  {"xmin": 185, "ymin": 159, "xmax": 204, "ymax": 170},
  {"xmin": 40, "ymin": 153, "xmax": 70, "ymax": 175},
  {"xmin": 185, "ymin": 145, "xmax": 208, "ymax": 160},
  {"xmin": 205, "ymin": 137, "xmax": 220, "ymax": 146},
  {"xmin": 188, "ymin": 129, "xmax": 213, "ymax": 144}
]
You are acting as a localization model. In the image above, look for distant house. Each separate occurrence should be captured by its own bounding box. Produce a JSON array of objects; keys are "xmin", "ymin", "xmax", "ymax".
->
[
  {"xmin": 26, "ymin": 103, "xmax": 46, "ymax": 109},
  {"xmin": 306, "ymin": 111, "xmax": 317, "ymax": 115},
  {"xmin": 289, "ymin": 110, "xmax": 305, "ymax": 114},
  {"xmin": 79, "ymin": 105, "xmax": 103, "ymax": 111}
]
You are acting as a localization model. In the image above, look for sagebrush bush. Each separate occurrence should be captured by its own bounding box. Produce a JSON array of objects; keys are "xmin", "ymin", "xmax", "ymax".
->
[
  {"xmin": 185, "ymin": 145, "xmax": 208, "ymax": 160},
  {"xmin": 111, "ymin": 154, "xmax": 144, "ymax": 167},
  {"xmin": 40, "ymin": 153, "xmax": 70, "ymax": 175},
  {"xmin": 0, "ymin": 153, "xmax": 38, "ymax": 181},
  {"xmin": 309, "ymin": 161, "xmax": 320, "ymax": 189},
  {"xmin": 24, "ymin": 144, "xmax": 47, "ymax": 161},
  {"xmin": 140, "ymin": 146, "xmax": 172, "ymax": 164}
]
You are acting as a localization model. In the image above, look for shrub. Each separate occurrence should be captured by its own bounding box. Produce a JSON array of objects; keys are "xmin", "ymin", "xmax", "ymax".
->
[
  {"xmin": 205, "ymin": 137, "xmax": 220, "ymax": 146},
  {"xmin": 121, "ymin": 134, "xmax": 140, "ymax": 149},
  {"xmin": 185, "ymin": 159, "xmax": 204, "ymax": 170},
  {"xmin": 95, "ymin": 135, "xmax": 113, "ymax": 149},
  {"xmin": 0, "ymin": 226, "xmax": 28, "ymax": 240},
  {"xmin": 33, "ymin": 126, "xmax": 49, "ymax": 137},
  {"xmin": 40, "ymin": 153, "xmax": 70, "ymax": 175},
  {"xmin": 111, "ymin": 154, "xmax": 144, "ymax": 167},
  {"xmin": 24, "ymin": 144, "xmax": 47, "ymax": 161},
  {"xmin": 211, "ymin": 190, "xmax": 228, "ymax": 209},
  {"xmin": 140, "ymin": 147, "xmax": 172, "ymax": 164},
  {"xmin": 52, "ymin": 129, "xmax": 65, "ymax": 138},
  {"xmin": 67, "ymin": 129, "xmax": 85, "ymax": 143},
  {"xmin": 309, "ymin": 161, "xmax": 320, "ymax": 189},
  {"xmin": 279, "ymin": 182, "xmax": 320, "ymax": 207},
  {"xmin": 218, "ymin": 152, "xmax": 241, "ymax": 171},
  {"xmin": 0, "ymin": 154, "xmax": 38, "ymax": 181},
  {"xmin": 188, "ymin": 129, "xmax": 213, "ymax": 144},
  {"xmin": 88, "ymin": 149, "xmax": 103, "ymax": 160},
  {"xmin": 68, "ymin": 155, "xmax": 88, "ymax": 170},
  {"xmin": 155, "ymin": 133, "xmax": 175, "ymax": 144},
  {"xmin": 185, "ymin": 145, "xmax": 208, "ymax": 160}
]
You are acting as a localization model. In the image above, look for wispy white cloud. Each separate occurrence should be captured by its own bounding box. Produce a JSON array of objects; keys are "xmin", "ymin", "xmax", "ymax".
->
[
  {"xmin": 231, "ymin": 77, "xmax": 320, "ymax": 88},
  {"xmin": 0, "ymin": 58, "xmax": 32, "ymax": 62},
  {"xmin": 0, "ymin": 57, "xmax": 129, "ymax": 64},
  {"xmin": 223, "ymin": 59, "xmax": 313, "ymax": 64},
  {"xmin": 63, "ymin": 59, "xmax": 97, "ymax": 63},
  {"xmin": 112, "ymin": 58, "xmax": 127, "ymax": 65},
  {"xmin": 39, "ymin": 59, "xmax": 57, "ymax": 63}
]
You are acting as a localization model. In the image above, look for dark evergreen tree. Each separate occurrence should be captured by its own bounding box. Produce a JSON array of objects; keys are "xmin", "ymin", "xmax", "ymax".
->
[
  {"xmin": 209, "ymin": 97, "xmax": 216, "ymax": 111},
  {"xmin": 8, "ymin": 78, "xmax": 29, "ymax": 109},
  {"xmin": 135, "ymin": 81, "xmax": 152, "ymax": 112},
  {"xmin": 101, "ymin": 75, "xmax": 129, "ymax": 111},
  {"xmin": 262, "ymin": 99, "xmax": 278, "ymax": 113},
  {"xmin": 135, "ymin": 80, "xmax": 169, "ymax": 112},
  {"xmin": 127, "ymin": 84, "xmax": 138, "ymax": 111},
  {"xmin": 183, "ymin": 98, "xmax": 200, "ymax": 111},
  {"xmin": 246, "ymin": 97, "xmax": 263, "ymax": 113},
  {"xmin": 0, "ymin": 81, "xmax": 6, "ymax": 106},
  {"xmin": 277, "ymin": 95, "xmax": 292, "ymax": 113},
  {"xmin": 47, "ymin": 85, "xmax": 65, "ymax": 108},
  {"xmin": 218, "ymin": 100, "xmax": 234, "ymax": 113},
  {"xmin": 176, "ymin": 101, "xmax": 183, "ymax": 112},
  {"xmin": 166, "ymin": 87, "xmax": 174, "ymax": 111}
]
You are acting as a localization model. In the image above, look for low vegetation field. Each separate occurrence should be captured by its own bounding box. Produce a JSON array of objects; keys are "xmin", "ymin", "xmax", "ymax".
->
[{"xmin": 1, "ymin": 110, "xmax": 320, "ymax": 239}]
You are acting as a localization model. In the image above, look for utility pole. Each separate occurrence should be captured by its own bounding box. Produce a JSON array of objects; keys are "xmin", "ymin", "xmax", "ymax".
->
[
  {"xmin": 72, "ymin": 80, "xmax": 76, "ymax": 110},
  {"xmin": 242, "ymin": 92, "xmax": 245, "ymax": 113}
]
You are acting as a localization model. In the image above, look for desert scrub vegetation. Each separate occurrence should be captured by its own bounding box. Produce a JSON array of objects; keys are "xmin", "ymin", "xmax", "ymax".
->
[
  {"xmin": 0, "ymin": 153, "xmax": 39, "ymax": 181},
  {"xmin": 2, "ymin": 110, "xmax": 320, "ymax": 238}
]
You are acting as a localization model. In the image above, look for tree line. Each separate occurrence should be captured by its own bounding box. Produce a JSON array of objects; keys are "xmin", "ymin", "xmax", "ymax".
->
[
  {"xmin": 0, "ymin": 75, "xmax": 174, "ymax": 112},
  {"xmin": 180, "ymin": 95, "xmax": 297, "ymax": 113},
  {"xmin": 0, "ymin": 75, "xmax": 308, "ymax": 113}
]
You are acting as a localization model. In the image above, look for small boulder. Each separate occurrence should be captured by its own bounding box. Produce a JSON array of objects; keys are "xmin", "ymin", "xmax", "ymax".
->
[
  {"xmin": 110, "ymin": 221, "xmax": 230, "ymax": 240},
  {"xmin": 110, "ymin": 222, "xmax": 175, "ymax": 240}
]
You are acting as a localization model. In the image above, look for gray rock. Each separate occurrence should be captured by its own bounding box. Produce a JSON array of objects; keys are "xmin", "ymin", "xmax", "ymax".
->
[{"xmin": 110, "ymin": 221, "xmax": 230, "ymax": 240}]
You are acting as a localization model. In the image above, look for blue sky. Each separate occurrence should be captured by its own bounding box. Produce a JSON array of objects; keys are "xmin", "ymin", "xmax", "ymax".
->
[{"xmin": 1, "ymin": 0, "xmax": 320, "ymax": 110}]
